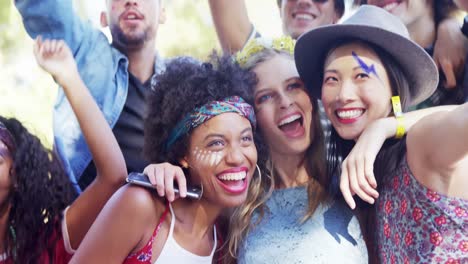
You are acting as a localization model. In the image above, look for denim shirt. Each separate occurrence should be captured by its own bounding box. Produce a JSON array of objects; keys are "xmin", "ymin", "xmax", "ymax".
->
[{"xmin": 15, "ymin": 0, "xmax": 166, "ymax": 192}]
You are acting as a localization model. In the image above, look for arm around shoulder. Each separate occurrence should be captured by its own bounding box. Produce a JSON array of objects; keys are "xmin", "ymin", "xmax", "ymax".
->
[{"xmin": 70, "ymin": 185, "xmax": 165, "ymax": 263}]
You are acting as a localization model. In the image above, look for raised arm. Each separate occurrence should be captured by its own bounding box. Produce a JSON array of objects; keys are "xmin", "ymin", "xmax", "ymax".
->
[
  {"xmin": 340, "ymin": 105, "xmax": 457, "ymax": 209},
  {"xmin": 433, "ymin": 17, "xmax": 468, "ymax": 88},
  {"xmin": 208, "ymin": 0, "xmax": 255, "ymax": 54},
  {"xmin": 407, "ymin": 102, "xmax": 468, "ymax": 196},
  {"xmin": 33, "ymin": 38, "xmax": 126, "ymax": 249},
  {"xmin": 15, "ymin": 0, "xmax": 96, "ymax": 53}
]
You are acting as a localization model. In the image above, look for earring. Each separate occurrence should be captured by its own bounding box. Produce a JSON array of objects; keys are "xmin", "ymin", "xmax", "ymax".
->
[
  {"xmin": 180, "ymin": 160, "xmax": 190, "ymax": 169},
  {"xmin": 199, "ymin": 183, "xmax": 204, "ymax": 199},
  {"xmin": 255, "ymin": 164, "xmax": 262, "ymax": 183}
]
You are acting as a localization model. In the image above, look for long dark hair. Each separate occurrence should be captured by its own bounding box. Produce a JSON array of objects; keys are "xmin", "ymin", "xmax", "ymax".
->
[
  {"xmin": 0, "ymin": 116, "xmax": 76, "ymax": 263},
  {"xmin": 324, "ymin": 40, "xmax": 411, "ymax": 263}
]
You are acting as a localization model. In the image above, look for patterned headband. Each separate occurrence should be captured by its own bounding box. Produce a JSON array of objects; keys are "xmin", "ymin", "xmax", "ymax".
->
[
  {"xmin": 235, "ymin": 36, "xmax": 296, "ymax": 67},
  {"xmin": 165, "ymin": 96, "xmax": 256, "ymax": 151},
  {"xmin": 0, "ymin": 121, "xmax": 16, "ymax": 156}
]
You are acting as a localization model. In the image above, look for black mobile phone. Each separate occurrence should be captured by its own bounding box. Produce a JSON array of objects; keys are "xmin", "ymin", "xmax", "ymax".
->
[{"xmin": 126, "ymin": 172, "xmax": 202, "ymax": 200}]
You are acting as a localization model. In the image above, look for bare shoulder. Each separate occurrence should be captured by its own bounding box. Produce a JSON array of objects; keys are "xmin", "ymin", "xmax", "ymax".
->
[{"xmin": 106, "ymin": 184, "xmax": 167, "ymax": 222}]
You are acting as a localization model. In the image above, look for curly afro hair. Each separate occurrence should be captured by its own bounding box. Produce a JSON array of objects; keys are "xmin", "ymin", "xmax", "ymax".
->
[
  {"xmin": 0, "ymin": 116, "xmax": 76, "ymax": 263},
  {"xmin": 144, "ymin": 54, "xmax": 257, "ymax": 166}
]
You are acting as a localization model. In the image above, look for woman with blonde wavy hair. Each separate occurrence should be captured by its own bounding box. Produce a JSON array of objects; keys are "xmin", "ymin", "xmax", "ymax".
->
[{"xmin": 228, "ymin": 36, "xmax": 368, "ymax": 264}]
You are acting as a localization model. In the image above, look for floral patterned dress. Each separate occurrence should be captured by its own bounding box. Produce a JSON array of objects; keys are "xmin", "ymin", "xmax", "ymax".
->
[{"xmin": 376, "ymin": 155, "xmax": 468, "ymax": 264}]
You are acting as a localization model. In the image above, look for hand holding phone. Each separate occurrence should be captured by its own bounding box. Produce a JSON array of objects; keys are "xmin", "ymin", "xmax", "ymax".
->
[{"xmin": 126, "ymin": 172, "xmax": 202, "ymax": 200}]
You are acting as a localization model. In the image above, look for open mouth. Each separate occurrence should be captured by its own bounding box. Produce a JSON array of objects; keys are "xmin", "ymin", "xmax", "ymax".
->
[
  {"xmin": 216, "ymin": 170, "xmax": 248, "ymax": 194},
  {"xmin": 121, "ymin": 10, "xmax": 144, "ymax": 22},
  {"xmin": 277, "ymin": 113, "xmax": 305, "ymax": 138}
]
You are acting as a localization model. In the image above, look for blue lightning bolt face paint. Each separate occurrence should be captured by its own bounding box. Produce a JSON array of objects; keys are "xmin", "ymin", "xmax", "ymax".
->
[{"xmin": 352, "ymin": 51, "xmax": 379, "ymax": 78}]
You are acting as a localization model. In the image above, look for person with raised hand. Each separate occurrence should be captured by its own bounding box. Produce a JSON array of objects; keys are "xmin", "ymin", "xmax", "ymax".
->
[
  {"xmin": 208, "ymin": 0, "xmax": 344, "ymax": 54},
  {"xmin": 15, "ymin": 0, "xmax": 167, "ymax": 192},
  {"xmin": 0, "ymin": 37, "xmax": 126, "ymax": 263}
]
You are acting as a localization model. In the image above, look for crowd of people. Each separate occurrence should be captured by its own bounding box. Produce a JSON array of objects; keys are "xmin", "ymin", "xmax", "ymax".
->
[{"xmin": 1, "ymin": 0, "xmax": 467, "ymax": 263}]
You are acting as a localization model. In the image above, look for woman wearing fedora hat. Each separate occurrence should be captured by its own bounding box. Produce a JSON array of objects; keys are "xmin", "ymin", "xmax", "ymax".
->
[{"xmin": 296, "ymin": 5, "xmax": 468, "ymax": 263}]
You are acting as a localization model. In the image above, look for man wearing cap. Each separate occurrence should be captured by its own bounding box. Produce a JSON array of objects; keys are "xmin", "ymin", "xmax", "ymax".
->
[
  {"xmin": 208, "ymin": 0, "xmax": 345, "ymax": 54},
  {"xmin": 15, "ymin": 0, "xmax": 166, "ymax": 192}
]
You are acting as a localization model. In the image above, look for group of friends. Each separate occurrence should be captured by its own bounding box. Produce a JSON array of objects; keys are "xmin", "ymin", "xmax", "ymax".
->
[{"xmin": 0, "ymin": 0, "xmax": 467, "ymax": 263}]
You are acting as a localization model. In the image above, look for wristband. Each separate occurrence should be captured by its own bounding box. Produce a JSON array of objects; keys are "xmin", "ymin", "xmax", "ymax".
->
[
  {"xmin": 391, "ymin": 96, "xmax": 402, "ymax": 117},
  {"xmin": 391, "ymin": 96, "xmax": 405, "ymax": 139},
  {"xmin": 395, "ymin": 116, "xmax": 405, "ymax": 139}
]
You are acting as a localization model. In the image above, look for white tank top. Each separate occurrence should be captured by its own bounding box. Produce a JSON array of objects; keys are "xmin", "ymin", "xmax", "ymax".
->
[{"xmin": 156, "ymin": 203, "xmax": 217, "ymax": 264}]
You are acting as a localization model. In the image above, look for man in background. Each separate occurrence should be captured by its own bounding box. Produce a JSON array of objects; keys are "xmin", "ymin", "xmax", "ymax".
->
[{"xmin": 15, "ymin": 0, "xmax": 166, "ymax": 191}]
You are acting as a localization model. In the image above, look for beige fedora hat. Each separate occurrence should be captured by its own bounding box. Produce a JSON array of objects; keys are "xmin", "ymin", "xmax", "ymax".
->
[{"xmin": 294, "ymin": 5, "xmax": 438, "ymax": 106}]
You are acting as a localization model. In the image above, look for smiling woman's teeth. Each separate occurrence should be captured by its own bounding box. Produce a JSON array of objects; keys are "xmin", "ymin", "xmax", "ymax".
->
[
  {"xmin": 278, "ymin": 114, "xmax": 301, "ymax": 126},
  {"xmin": 218, "ymin": 172, "xmax": 246, "ymax": 181},
  {"xmin": 336, "ymin": 109, "xmax": 363, "ymax": 119}
]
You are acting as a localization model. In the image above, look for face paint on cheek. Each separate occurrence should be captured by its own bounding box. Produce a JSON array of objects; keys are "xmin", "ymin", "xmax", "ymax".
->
[
  {"xmin": 209, "ymin": 151, "xmax": 223, "ymax": 167},
  {"xmin": 193, "ymin": 148, "xmax": 206, "ymax": 164},
  {"xmin": 351, "ymin": 51, "xmax": 379, "ymax": 79},
  {"xmin": 192, "ymin": 147, "xmax": 224, "ymax": 168}
]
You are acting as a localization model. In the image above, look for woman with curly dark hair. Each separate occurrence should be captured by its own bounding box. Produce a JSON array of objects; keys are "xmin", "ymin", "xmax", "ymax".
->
[
  {"xmin": 71, "ymin": 54, "xmax": 260, "ymax": 263},
  {"xmin": 0, "ymin": 37, "xmax": 127, "ymax": 263},
  {"xmin": 0, "ymin": 117, "xmax": 75, "ymax": 263}
]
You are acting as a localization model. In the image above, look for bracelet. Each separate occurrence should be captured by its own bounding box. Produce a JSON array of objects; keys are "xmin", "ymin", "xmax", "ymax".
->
[
  {"xmin": 391, "ymin": 96, "xmax": 402, "ymax": 117},
  {"xmin": 391, "ymin": 96, "xmax": 405, "ymax": 139},
  {"xmin": 395, "ymin": 116, "xmax": 405, "ymax": 139}
]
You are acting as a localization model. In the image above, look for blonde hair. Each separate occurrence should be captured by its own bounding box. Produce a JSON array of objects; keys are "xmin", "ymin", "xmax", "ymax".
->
[{"xmin": 224, "ymin": 45, "xmax": 330, "ymax": 263}]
